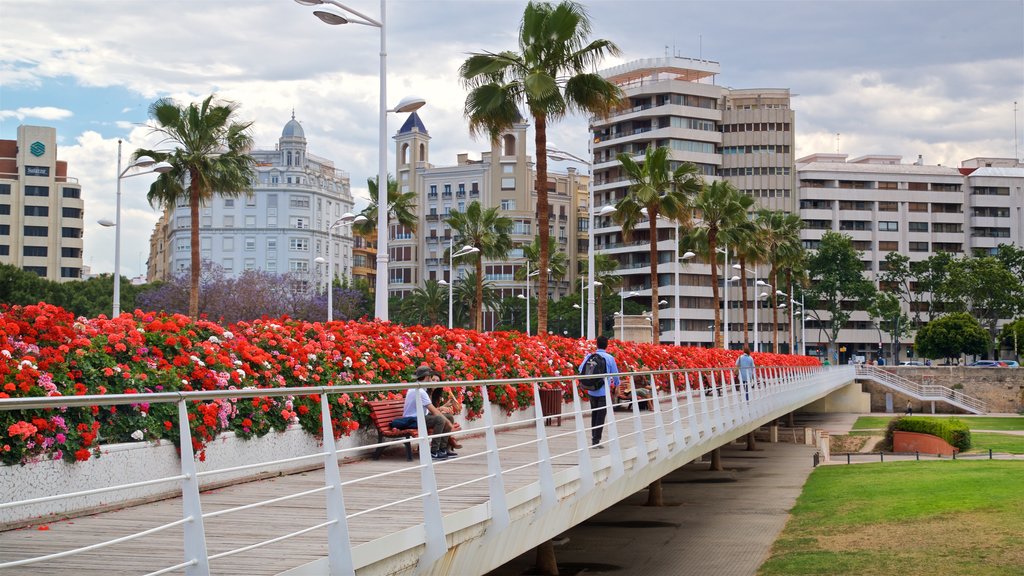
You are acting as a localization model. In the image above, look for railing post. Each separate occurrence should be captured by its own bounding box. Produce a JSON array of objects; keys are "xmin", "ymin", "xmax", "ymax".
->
[
  {"xmin": 532, "ymin": 383, "xmax": 557, "ymax": 514},
  {"xmin": 628, "ymin": 376, "xmax": 649, "ymax": 470},
  {"xmin": 479, "ymin": 384, "xmax": 511, "ymax": 533},
  {"xmin": 650, "ymin": 374, "xmax": 669, "ymax": 460},
  {"xmin": 710, "ymin": 371, "xmax": 728, "ymax": 433},
  {"xmin": 697, "ymin": 372, "xmax": 713, "ymax": 440},
  {"xmin": 177, "ymin": 399, "xmax": 210, "ymax": 576},
  {"xmin": 319, "ymin": 393, "xmax": 355, "ymax": 576},
  {"xmin": 684, "ymin": 372, "xmax": 699, "ymax": 444},
  {"xmin": 413, "ymin": 388, "xmax": 447, "ymax": 571},
  {"xmin": 604, "ymin": 376, "xmax": 625, "ymax": 482},
  {"xmin": 570, "ymin": 382, "xmax": 595, "ymax": 495},
  {"xmin": 667, "ymin": 372, "xmax": 687, "ymax": 451}
]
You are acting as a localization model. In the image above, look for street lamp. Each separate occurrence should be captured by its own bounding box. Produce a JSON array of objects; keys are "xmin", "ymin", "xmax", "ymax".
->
[
  {"xmin": 97, "ymin": 140, "xmax": 171, "ymax": 317},
  {"xmin": 675, "ymin": 250, "xmax": 696, "ymax": 346},
  {"xmin": 447, "ymin": 240, "xmax": 479, "ymax": 329},
  {"xmin": 319, "ymin": 212, "xmax": 366, "ymax": 322},
  {"xmin": 734, "ymin": 263, "xmax": 763, "ymax": 352},
  {"xmin": 619, "ymin": 290, "xmax": 639, "ymax": 340},
  {"xmin": 296, "ymin": 0, "xmax": 425, "ymax": 322},
  {"xmin": 791, "ymin": 297, "xmax": 805, "ymax": 356}
]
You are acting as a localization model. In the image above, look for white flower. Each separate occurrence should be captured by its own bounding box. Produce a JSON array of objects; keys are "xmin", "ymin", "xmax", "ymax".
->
[
  {"xmin": 140, "ymin": 411, "xmax": 148, "ymax": 417},
  {"xmin": 1, "ymin": 350, "xmax": 10, "ymax": 359},
  {"xmin": 235, "ymin": 369, "xmax": 246, "ymax": 379},
  {"xmin": 208, "ymin": 336, "xmax": 221, "ymax": 344},
  {"xmin": 343, "ymin": 356, "xmax": 353, "ymax": 368},
  {"xmin": 130, "ymin": 430, "xmax": 144, "ymax": 441},
  {"xmin": 222, "ymin": 331, "xmax": 234, "ymax": 340},
  {"xmin": 307, "ymin": 353, "xmax": 317, "ymax": 361}
]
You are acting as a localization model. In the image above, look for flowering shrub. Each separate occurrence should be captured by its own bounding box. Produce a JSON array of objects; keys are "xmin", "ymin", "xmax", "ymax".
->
[{"xmin": 0, "ymin": 303, "xmax": 819, "ymax": 466}]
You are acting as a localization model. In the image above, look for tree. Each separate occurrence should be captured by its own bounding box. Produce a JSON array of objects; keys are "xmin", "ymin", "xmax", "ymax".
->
[
  {"xmin": 446, "ymin": 201, "xmax": 513, "ymax": 331},
  {"xmin": 460, "ymin": 0, "xmax": 621, "ymax": 336},
  {"xmin": 942, "ymin": 256, "xmax": 1024, "ymax": 356},
  {"xmin": 614, "ymin": 145, "xmax": 702, "ymax": 341},
  {"xmin": 999, "ymin": 318, "xmax": 1024, "ymax": 361},
  {"xmin": 400, "ymin": 279, "xmax": 448, "ymax": 326},
  {"xmin": 136, "ymin": 95, "xmax": 256, "ymax": 317},
  {"xmin": 866, "ymin": 291, "xmax": 910, "ymax": 364},
  {"xmin": 915, "ymin": 312, "xmax": 989, "ymax": 362},
  {"xmin": 353, "ymin": 174, "xmax": 417, "ymax": 236},
  {"xmin": 582, "ymin": 253, "xmax": 620, "ymax": 338},
  {"xmin": 914, "ymin": 251, "xmax": 955, "ymax": 321},
  {"xmin": 729, "ymin": 219, "xmax": 763, "ymax": 347},
  {"xmin": 518, "ymin": 235, "xmax": 569, "ymax": 286},
  {"xmin": 686, "ymin": 180, "xmax": 752, "ymax": 348},
  {"xmin": 753, "ymin": 209, "xmax": 803, "ymax": 352},
  {"xmin": 804, "ymin": 231, "xmax": 876, "ymax": 362},
  {"xmin": 452, "ymin": 271, "xmax": 500, "ymax": 330}
]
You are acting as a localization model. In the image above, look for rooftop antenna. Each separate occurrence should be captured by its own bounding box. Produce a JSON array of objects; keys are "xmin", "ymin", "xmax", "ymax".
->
[
  {"xmin": 1015, "ymin": 100, "xmax": 1020, "ymax": 161},
  {"xmin": 835, "ymin": 133, "xmax": 840, "ymax": 153},
  {"xmin": 699, "ymin": 34, "xmax": 703, "ymax": 60},
  {"xmin": 665, "ymin": 45, "xmax": 669, "ymax": 57}
]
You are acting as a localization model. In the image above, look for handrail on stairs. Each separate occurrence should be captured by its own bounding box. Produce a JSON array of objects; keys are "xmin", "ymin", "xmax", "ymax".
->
[{"xmin": 854, "ymin": 365, "xmax": 986, "ymax": 414}]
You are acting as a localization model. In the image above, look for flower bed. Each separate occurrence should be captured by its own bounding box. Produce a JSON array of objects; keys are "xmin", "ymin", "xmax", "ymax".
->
[{"xmin": 1, "ymin": 303, "xmax": 819, "ymax": 466}]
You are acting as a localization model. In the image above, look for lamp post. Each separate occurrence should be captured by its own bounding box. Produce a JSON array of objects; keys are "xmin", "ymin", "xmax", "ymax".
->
[
  {"xmin": 774, "ymin": 289, "xmax": 787, "ymax": 353},
  {"xmin": 295, "ymin": 0, "xmax": 425, "ymax": 322},
  {"xmin": 317, "ymin": 212, "xmax": 365, "ymax": 322},
  {"xmin": 619, "ymin": 290, "xmax": 639, "ymax": 340},
  {"xmin": 733, "ymin": 263, "xmax": 764, "ymax": 351},
  {"xmin": 791, "ymin": 298, "xmax": 805, "ymax": 356},
  {"xmin": 97, "ymin": 140, "xmax": 171, "ymax": 317},
  {"xmin": 675, "ymin": 248, "xmax": 696, "ymax": 346},
  {"xmin": 447, "ymin": 239, "xmax": 479, "ymax": 329}
]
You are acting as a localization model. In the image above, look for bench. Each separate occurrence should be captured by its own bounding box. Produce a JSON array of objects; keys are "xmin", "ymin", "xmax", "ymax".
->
[{"xmin": 367, "ymin": 399, "xmax": 416, "ymax": 461}]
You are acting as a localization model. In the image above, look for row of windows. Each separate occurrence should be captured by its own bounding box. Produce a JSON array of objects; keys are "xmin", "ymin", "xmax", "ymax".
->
[
  {"xmin": 664, "ymin": 139, "xmax": 717, "ymax": 154},
  {"xmin": 720, "ymin": 145, "xmax": 791, "ymax": 155},
  {"xmin": 743, "ymin": 189, "xmax": 791, "ymax": 198},
  {"xmin": 721, "ymin": 122, "xmax": 791, "ymax": 133},
  {"xmin": 719, "ymin": 166, "xmax": 792, "ymax": 177}
]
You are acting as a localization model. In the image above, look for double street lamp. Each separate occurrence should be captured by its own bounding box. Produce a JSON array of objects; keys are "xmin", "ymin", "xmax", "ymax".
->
[
  {"xmin": 314, "ymin": 212, "xmax": 367, "ymax": 322},
  {"xmin": 97, "ymin": 140, "xmax": 171, "ymax": 317},
  {"xmin": 295, "ymin": 0, "xmax": 425, "ymax": 322},
  {"xmin": 446, "ymin": 240, "xmax": 479, "ymax": 329},
  {"xmin": 618, "ymin": 290, "xmax": 639, "ymax": 340}
]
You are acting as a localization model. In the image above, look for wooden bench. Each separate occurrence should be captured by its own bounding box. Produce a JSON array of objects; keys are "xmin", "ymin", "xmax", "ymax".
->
[{"xmin": 367, "ymin": 399, "xmax": 417, "ymax": 461}]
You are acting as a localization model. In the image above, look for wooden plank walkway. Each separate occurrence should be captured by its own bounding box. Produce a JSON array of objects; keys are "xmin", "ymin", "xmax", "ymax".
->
[{"xmin": 0, "ymin": 408, "xmax": 659, "ymax": 575}]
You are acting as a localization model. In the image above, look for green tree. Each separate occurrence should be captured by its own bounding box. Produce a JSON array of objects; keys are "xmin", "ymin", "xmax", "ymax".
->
[
  {"xmin": 582, "ymin": 253, "xmax": 620, "ymax": 339},
  {"xmin": 353, "ymin": 174, "xmax": 418, "ymax": 236},
  {"xmin": 915, "ymin": 251, "xmax": 955, "ymax": 321},
  {"xmin": 136, "ymin": 95, "xmax": 256, "ymax": 317},
  {"xmin": 729, "ymin": 218, "xmax": 762, "ymax": 347},
  {"xmin": 400, "ymin": 279, "xmax": 448, "ymax": 327},
  {"xmin": 0, "ymin": 264, "xmax": 58, "ymax": 307},
  {"xmin": 686, "ymin": 180, "xmax": 753, "ymax": 348},
  {"xmin": 804, "ymin": 231, "xmax": 876, "ymax": 361},
  {"xmin": 999, "ymin": 318, "xmax": 1024, "ymax": 361},
  {"xmin": 460, "ymin": 0, "xmax": 621, "ymax": 336},
  {"xmin": 867, "ymin": 291, "xmax": 910, "ymax": 364},
  {"xmin": 518, "ymin": 235, "xmax": 569, "ymax": 286},
  {"xmin": 451, "ymin": 271, "xmax": 500, "ymax": 330},
  {"xmin": 754, "ymin": 209, "xmax": 804, "ymax": 352},
  {"xmin": 446, "ymin": 201, "xmax": 513, "ymax": 331},
  {"xmin": 915, "ymin": 312, "xmax": 989, "ymax": 362},
  {"xmin": 615, "ymin": 145, "xmax": 702, "ymax": 340},
  {"xmin": 943, "ymin": 256, "xmax": 1024, "ymax": 356}
]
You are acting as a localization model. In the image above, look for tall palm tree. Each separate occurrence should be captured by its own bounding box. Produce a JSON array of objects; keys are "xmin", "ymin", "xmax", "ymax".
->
[
  {"xmin": 754, "ymin": 209, "xmax": 803, "ymax": 352},
  {"xmin": 446, "ymin": 201, "xmax": 514, "ymax": 331},
  {"xmin": 460, "ymin": 0, "xmax": 621, "ymax": 336},
  {"xmin": 137, "ymin": 95, "xmax": 256, "ymax": 318},
  {"xmin": 687, "ymin": 181, "xmax": 755, "ymax": 348},
  {"xmin": 452, "ymin": 271, "xmax": 500, "ymax": 330},
  {"xmin": 730, "ymin": 218, "xmax": 762, "ymax": 347},
  {"xmin": 582, "ymin": 253, "xmax": 620, "ymax": 337},
  {"xmin": 615, "ymin": 145, "xmax": 702, "ymax": 341},
  {"xmin": 517, "ymin": 235, "xmax": 569, "ymax": 285},
  {"xmin": 353, "ymin": 175, "xmax": 418, "ymax": 236},
  {"xmin": 401, "ymin": 279, "xmax": 448, "ymax": 326}
]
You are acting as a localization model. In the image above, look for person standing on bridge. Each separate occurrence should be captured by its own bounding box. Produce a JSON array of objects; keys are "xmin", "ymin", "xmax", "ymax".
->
[
  {"xmin": 403, "ymin": 364, "xmax": 456, "ymax": 460},
  {"xmin": 579, "ymin": 335, "xmax": 619, "ymax": 448},
  {"xmin": 735, "ymin": 345, "xmax": 755, "ymax": 401}
]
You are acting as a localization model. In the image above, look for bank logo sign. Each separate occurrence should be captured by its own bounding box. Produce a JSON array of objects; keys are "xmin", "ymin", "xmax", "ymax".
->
[{"xmin": 30, "ymin": 142, "xmax": 45, "ymax": 157}]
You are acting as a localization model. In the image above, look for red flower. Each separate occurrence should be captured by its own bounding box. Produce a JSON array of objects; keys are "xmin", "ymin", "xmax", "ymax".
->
[{"xmin": 74, "ymin": 448, "xmax": 91, "ymax": 462}]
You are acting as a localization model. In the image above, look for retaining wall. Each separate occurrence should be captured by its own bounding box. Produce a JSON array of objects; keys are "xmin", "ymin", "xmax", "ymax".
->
[{"xmin": 859, "ymin": 367, "xmax": 1024, "ymax": 414}]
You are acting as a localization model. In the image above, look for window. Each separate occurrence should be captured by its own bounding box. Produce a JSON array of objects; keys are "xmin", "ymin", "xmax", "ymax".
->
[
  {"xmin": 61, "ymin": 247, "xmax": 81, "ymax": 258},
  {"xmin": 291, "ymin": 217, "xmax": 307, "ymax": 229},
  {"xmin": 289, "ymin": 237, "xmax": 309, "ymax": 251},
  {"xmin": 501, "ymin": 178, "xmax": 515, "ymax": 189},
  {"xmin": 61, "ymin": 267, "xmax": 80, "ymax": 279},
  {"xmin": 289, "ymin": 259, "xmax": 309, "ymax": 273},
  {"xmin": 909, "ymin": 242, "xmax": 929, "ymax": 252},
  {"xmin": 223, "ymin": 237, "xmax": 234, "ymax": 251},
  {"xmin": 246, "ymin": 195, "xmax": 257, "ymax": 207},
  {"xmin": 23, "ymin": 246, "xmax": 47, "ymax": 257},
  {"xmin": 838, "ymin": 201, "xmax": 872, "ymax": 211},
  {"xmin": 223, "ymin": 215, "xmax": 234, "ymax": 227},
  {"xmin": 0, "ymin": 184, "xmax": 9, "ymax": 195},
  {"xmin": 176, "ymin": 239, "xmax": 189, "ymax": 252},
  {"xmin": 245, "ymin": 237, "xmax": 256, "ymax": 251},
  {"xmin": 839, "ymin": 220, "xmax": 871, "ymax": 231},
  {"xmin": 908, "ymin": 202, "xmax": 928, "ymax": 212},
  {"xmin": 244, "ymin": 258, "xmax": 256, "ymax": 271},
  {"xmin": 267, "ymin": 238, "xmax": 278, "ymax": 251},
  {"xmin": 224, "ymin": 199, "xmax": 235, "ymax": 208},
  {"xmin": 23, "ymin": 266, "xmax": 47, "ymax": 276},
  {"xmin": 878, "ymin": 221, "xmax": 898, "ymax": 232},
  {"xmin": 289, "ymin": 196, "xmax": 311, "ymax": 209},
  {"xmin": 0, "ymin": 225, "xmax": 8, "ymax": 235},
  {"xmin": 908, "ymin": 222, "xmax": 929, "ymax": 232},
  {"xmin": 0, "ymin": 245, "xmax": 8, "ymax": 255},
  {"xmin": 878, "ymin": 201, "xmax": 897, "ymax": 211},
  {"xmin": 62, "ymin": 207, "xmax": 82, "ymax": 218},
  {"xmin": 245, "ymin": 215, "xmax": 256, "ymax": 227},
  {"xmin": 878, "ymin": 241, "xmax": 899, "ymax": 251},
  {"xmin": 933, "ymin": 223, "xmax": 962, "ymax": 233},
  {"xmin": 878, "ymin": 181, "xmax": 899, "ymax": 190},
  {"xmin": 201, "ymin": 216, "xmax": 212, "ymax": 228},
  {"xmin": 25, "ymin": 186, "xmax": 49, "ymax": 197},
  {"xmin": 500, "ymin": 199, "xmax": 516, "ymax": 210},
  {"xmin": 0, "ymin": 205, "xmax": 9, "ymax": 215},
  {"xmin": 25, "ymin": 226, "xmax": 48, "ymax": 237},
  {"xmin": 222, "ymin": 258, "xmax": 234, "ymax": 273}
]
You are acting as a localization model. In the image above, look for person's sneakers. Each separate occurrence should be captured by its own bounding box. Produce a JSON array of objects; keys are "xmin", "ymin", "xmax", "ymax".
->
[
  {"xmin": 431, "ymin": 451, "xmax": 448, "ymax": 461},
  {"xmin": 444, "ymin": 449, "xmax": 459, "ymax": 457},
  {"xmin": 591, "ymin": 442, "xmax": 605, "ymax": 449}
]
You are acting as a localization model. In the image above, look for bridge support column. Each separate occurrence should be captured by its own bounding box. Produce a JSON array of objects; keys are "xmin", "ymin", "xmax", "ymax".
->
[
  {"xmin": 770, "ymin": 425, "xmax": 779, "ymax": 443},
  {"xmin": 535, "ymin": 540, "xmax": 559, "ymax": 575},
  {"xmin": 746, "ymin": 431, "xmax": 756, "ymax": 451},
  {"xmin": 646, "ymin": 480, "xmax": 664, "ymax": 507},
  {"xmin": 708, "ymin": 448, "xmax": 723, "ymax": 471}
]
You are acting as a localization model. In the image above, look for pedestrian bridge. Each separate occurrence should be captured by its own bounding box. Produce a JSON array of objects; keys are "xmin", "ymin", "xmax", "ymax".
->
[{"xmin": 0, "ymin": 365, "xmax": 854, "ymax": 575}]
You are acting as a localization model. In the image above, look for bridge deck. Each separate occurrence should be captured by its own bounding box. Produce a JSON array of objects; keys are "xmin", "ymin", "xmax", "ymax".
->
[{"xmin": 0, "ymin": 417, "xmax": 617, "ymax": 575}]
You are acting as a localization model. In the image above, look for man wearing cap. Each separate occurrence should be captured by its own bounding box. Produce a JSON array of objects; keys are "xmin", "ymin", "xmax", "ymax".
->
[{"xmin": 403, "ymin": 364, "xmax": 456, "ymax": 460}]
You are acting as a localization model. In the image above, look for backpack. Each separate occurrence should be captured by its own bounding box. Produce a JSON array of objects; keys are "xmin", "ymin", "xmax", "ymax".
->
[{"xmin": 579, "ymin": 353, "xmax": 608, "ymax": 391}]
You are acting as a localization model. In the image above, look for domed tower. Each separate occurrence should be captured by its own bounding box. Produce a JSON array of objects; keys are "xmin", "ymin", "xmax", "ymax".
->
[{"xmin": 280, "ymin": 110, "xmax": 307, "ymax": 170}]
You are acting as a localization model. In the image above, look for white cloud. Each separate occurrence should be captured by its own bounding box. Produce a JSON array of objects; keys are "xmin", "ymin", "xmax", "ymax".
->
[{"xmin": 0, "ymin": 106, "xmax": 73, "ymax": 121}]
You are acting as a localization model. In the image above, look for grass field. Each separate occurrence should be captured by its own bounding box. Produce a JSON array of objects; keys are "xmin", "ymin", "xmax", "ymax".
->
[
  {"xmin": 851, "ymin": 415, "xmax": 1024, "ymax": 431},
  {"xmin": 967, "ymin": 432, "xmax": 1024, "ymax": 454},
  {"xmin": 759, "ymin": 461, "xmax": 1024, "ymax": 576}
]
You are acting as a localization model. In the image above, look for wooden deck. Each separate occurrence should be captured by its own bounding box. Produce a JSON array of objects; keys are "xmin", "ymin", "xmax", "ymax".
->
[{"xmin": 0, "ymin": 410, "xmax": 649, "ymax": 575}]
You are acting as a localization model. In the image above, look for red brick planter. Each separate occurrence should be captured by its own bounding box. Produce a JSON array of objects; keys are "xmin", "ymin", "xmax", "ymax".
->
[{"xmin": 893, "ymin": 430, "xmax": 959, "ymax": 456}]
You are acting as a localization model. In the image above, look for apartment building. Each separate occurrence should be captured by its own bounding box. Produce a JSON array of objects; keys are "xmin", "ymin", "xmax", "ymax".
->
[
  {"xmin": 796, "ymin": 153, "xmax": 1023, "ymax": 362},
  {"xmin": 591, "ymin": 56, "xmax": 797, "ymax": 345},
  {"xmin": 148, "ymin": 115, "xmax": 354, "ymax": 290},
  {"xmin": 391, "ymin": 112, "xmax": 589, "ymax": 328},
  {"xmin": 0, "ymin": 125, "xmax": 85, "ymax": 281}
]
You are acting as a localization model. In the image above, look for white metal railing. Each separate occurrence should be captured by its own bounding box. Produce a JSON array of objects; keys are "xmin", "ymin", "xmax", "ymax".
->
[
  {"xmin": 854, "ymin": 365, "xmax": 986, "ymax": 414},
  {"xmin": 0, "ymin": 365, "xmax": 849, "ymax": 575}
]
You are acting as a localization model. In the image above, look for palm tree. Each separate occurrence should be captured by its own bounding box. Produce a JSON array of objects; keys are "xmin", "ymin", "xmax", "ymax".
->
[
  {"xmin": 687, "ymin": 181, "xmax": 755, "ymax": 348},
  {"xmin": 754, "ymin": 209, "xmax": 803, "ymax": 352},
  {"xmin": 452, "ymin": 271, "xmax": 501, "ymax": 330},
  {"xmin": 517, "ymin": 235, "xmax": 569, "ymax": 285},
  {"xmin": 446, "ymin": 202, "xmax": 514, "ymax": 331},
  {"xmin": 137, "ymin": 95, "xmax": 256, "ymax": 318},
  {"xmin": 614, "ymin": 145, "xmax": 702, "ymax": 341},
  {"xmin": 401, "ymin": 279, "xmax": 448, "ymax": 326},
  {"xmin": 730, "ymin": 219, "xmax": 763, "ymax": 347},
  {"xmin": 353, "ymin": 175, "xmax": 417, "ymax": 236},
  {"xmin": 460, "ymin": 0, "xmax": 621, "ymax": 336},
  {"xmin": 582, "ymin": 253, "xmax": 620, "ymax": 337}
]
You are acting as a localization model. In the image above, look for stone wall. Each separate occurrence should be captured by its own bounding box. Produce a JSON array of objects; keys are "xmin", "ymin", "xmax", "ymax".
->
[{"xmin": 859, "ymin": 367, "xmax": 1024, "ymax": 414}]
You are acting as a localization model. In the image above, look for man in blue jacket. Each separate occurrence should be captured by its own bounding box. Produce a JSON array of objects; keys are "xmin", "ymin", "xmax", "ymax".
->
[{"xmin": 579, "ymin": 335, "xmax": 620, "ymax": 448}]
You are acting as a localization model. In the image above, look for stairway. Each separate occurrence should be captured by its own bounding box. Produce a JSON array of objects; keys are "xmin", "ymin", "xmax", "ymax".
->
[{"xmin": 854, "ymin": 365, "xmax": 986, "ymax": 414}]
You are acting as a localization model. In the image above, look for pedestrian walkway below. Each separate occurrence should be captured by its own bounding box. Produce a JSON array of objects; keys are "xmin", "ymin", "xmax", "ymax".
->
[{"xmin": 488, "ymin": 439, "xmax": 819, "ymax": 576}]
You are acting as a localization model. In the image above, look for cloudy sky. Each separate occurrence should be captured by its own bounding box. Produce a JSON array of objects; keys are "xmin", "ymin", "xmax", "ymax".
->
[{"xmin": 1, "ymin": 0, "xmax": 1022, "ymax": 279}]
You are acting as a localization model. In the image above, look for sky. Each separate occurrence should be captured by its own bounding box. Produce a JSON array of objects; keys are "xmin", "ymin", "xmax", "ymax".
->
[{"xmin": 1, "ymin": 0, "xmax": 1022, "ymax": 279}]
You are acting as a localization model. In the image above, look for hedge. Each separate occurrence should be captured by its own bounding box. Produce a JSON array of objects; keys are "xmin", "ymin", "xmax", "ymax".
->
[{"xmin": 885, "ymin": 416, "xmax": 972, "ymax": 452}]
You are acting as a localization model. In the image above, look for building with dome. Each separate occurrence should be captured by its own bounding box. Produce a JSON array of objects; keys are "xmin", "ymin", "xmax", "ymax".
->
[{"xmin": 147, "ymin": 114, "xmax": 354, "ymax": 291}]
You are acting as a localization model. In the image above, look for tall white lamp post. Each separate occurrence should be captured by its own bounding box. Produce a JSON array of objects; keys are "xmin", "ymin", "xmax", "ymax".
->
[
  {"xmin": 97, "ymin": 140, "xmax": 171, "ymax": 317},
  {"xmin": 447, "ymin": 239, "xmax": 478, "ymax": 329},
  {"xmin": 317, "ymin": 212, "xmax": 366, "ymax": 322},
  {"xmin": 296, "ymin": 0, "xmax": 425, "ymax": 322},
  {"xmin": 675, "ymin": 248, "xmax": 696, "ymax": 346},
  {"xmin": 733, "ymin": 263, "xmax": 763, "ymax": 351},
  {"xmin": 619, "ymin": 290, "xmax": 639, "ymax": 340}
]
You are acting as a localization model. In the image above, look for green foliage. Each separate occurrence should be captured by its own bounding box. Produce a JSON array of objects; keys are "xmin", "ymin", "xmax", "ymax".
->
[
  {"xmin": 999, "ymin": 317, "xmax": 1024, "ymax": 357},
  {"xmin": 942, "ymin": 256, "xmax": 1024, "ymax": 353},
  {"xmin": 354, "ymin": 174, "xmax": 418, "ymax": 235},
  {"xmin": 804, "ymin": 231, "xmax": 876, "ymax": 357},
  {"xmin": 884, "ymin": 416, "xmax": 972, "ymax": 452},
  {"xmin": 446, "ymin": 201, "xmax": 513, "ymax": 331},
  {"xmin": 0, "ymin": 264, "xmax": 153, "ymax": 317},
  {"xmin": 914, "ymin": 312, "xmax": 988, "ymax": 360}
]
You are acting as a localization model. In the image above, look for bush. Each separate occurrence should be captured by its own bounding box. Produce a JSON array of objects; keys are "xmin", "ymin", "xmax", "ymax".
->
[{"xmin": 885, "ymin": 416, "xmax": 972, "ymax": 452}]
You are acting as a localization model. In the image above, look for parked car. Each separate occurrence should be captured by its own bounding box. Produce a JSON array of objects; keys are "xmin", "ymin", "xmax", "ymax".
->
[
  {"xmin": 967, "ymin": 360, "xmax": 1012, "ymax": 367},
  {"xmin": 899, "ymin": 361, "xmax": 925, "ymax": 366},
  {"xmin": 1002, "ymin": 360, "xmax": 1020, "ymax": 368}
]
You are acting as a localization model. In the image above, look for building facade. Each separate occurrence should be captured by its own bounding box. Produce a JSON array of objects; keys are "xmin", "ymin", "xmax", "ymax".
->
[
  {"xmin": 390, "ymin": 112, "xmax": 589, "ymax": 329},
  {"xmin": 0, "ymin": 125, "xmax": 85, "ymax": 281},
  {"xmin": 148, "ymin": 115, "xmax": 355, "ymax": 291},
  {"xmin": 590, "ymin": 56, "xmax": 797, "ymax": 346}
]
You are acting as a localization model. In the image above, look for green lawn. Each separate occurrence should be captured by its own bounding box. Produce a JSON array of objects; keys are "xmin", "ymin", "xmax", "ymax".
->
[
  {"xmin": 967, "ymin": 432, "xmax": 1024, "ymax": 454},
  {"xmin": 852, "ymin": 415, "xmax": 1024, "ymax": 431},
  {"xmin": 759, "ymin": 461, "xmax": 1024, "ymax": 576}
]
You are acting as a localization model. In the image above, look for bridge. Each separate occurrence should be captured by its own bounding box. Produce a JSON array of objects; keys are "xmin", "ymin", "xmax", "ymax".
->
[
  {"xmin": 1, "ymin": 365, "xmax": 855, "ymax": 575},
  {"xmin": 853, "ymin": 365, "xmax": 986, "ymax": 414}
]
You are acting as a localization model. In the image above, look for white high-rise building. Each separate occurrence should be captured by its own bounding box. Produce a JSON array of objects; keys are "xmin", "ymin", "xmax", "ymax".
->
[{"xmin": 148, "ymin": 115, "xmax": 354, "ymax": 291}]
